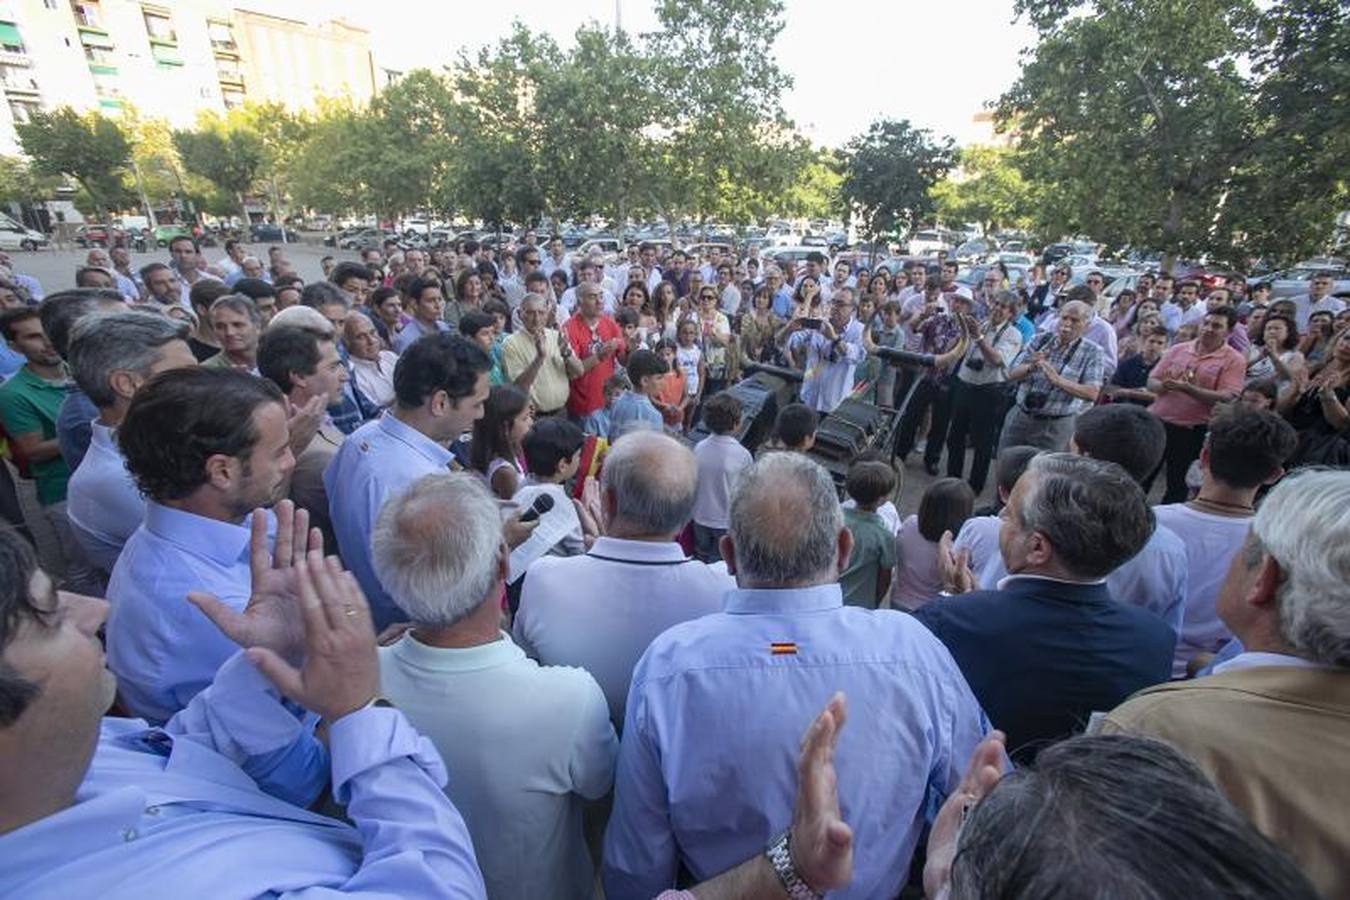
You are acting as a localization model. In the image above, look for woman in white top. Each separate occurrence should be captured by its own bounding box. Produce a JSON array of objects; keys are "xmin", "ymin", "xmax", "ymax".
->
[
  {"xmin": 892, "ymin": 477, "xmax": 975, "ymax": 611},
  {"xmin": 1245, "ymin": 313, "xmax": 1307, "ymax": 404},
  {"xmin": 470, "ymin": 384, "xmax": 535, "ymax": 500}
]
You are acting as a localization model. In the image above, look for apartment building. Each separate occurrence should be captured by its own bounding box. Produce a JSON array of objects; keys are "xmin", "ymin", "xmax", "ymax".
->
[{"xmin": 0, "ymin": 0, "xmax": 376, "ymax": 153}]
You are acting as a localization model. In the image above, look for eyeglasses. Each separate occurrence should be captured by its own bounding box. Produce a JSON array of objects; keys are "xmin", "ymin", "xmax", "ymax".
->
[{"xmin": 524, "ymin": 257, "xmax": 540, "ymax": 264}]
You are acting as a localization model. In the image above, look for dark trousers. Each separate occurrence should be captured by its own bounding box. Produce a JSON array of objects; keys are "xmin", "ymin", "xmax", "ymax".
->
[
  {"xmin": 946, "ymin": 379, "xmax": 1006, "ymax": 494},
  {"xmin": 1153, "ymin": 420, "xmax": 1209, "ymax": 503},
  {"xmin": 894, "ymin": 376, "xmax": 954, "ymax": 467}
]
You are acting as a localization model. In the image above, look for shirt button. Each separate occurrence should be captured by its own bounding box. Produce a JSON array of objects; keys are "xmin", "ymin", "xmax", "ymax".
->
[{"xmin": 121, "ymin": 827, "xmax": 138, "ymax": 842}]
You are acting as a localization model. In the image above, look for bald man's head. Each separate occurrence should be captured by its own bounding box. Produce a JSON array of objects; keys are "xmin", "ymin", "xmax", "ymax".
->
[
  {"xmin": 726, "ymin": 453, "xmax": 846, "ymax": 588},
  {"xmin": 600, "ymin": 431, "xmax": 698, "ymax": 537}
]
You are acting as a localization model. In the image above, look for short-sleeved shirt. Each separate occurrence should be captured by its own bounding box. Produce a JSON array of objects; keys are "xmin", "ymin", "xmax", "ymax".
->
[
  {"xmin": 1148, "ymin": 340, "xmax": 1247, "ymax": 427},
  {"xmin": 562, "ymin": 314, "xmax": 622, "ymax": 416},
  {"xmin": 502, "ymin": 329, "xmax": 571, "ymax": 413},
  {"xmin": 0, "ymin": 365, "xmax": 72, "ymax": 505},
  {"xmin": 916, "ymin": 313, "xmax": 963, "ymax": 383},
  {"xmin": 840, "ymin": 507, "xmax": 897, "ymax": 608},
  {"xmin": 1013, "ymin": 334, "xmax": 1105, "ymax": 418}
]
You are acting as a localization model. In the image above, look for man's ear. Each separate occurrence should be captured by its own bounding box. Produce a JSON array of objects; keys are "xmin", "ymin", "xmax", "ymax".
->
[
  {"xmin": 719, "ymin": 533, "xmax": 738, "ymax": 576},
  {"xmin": 1250, "ymin": 553, "xmax": 1283, "ymax": 611},
  {"xmin": 835, "ymin": 526, "xmax": 854, "ymax": 576},
  {"xmin": 203, "ymin": 453, "xmax": 237, "ymax": 492}
]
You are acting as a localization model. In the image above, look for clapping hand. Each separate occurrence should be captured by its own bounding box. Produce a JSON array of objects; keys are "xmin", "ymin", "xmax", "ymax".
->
[
  {"xmin": 286, "ymin": 395, "xmax": 326, "ymax": 457},
  {"xmin": 923, "ymin": 731, "xmax": 1007, "ymax": 899},
  {"xmin": 937, "ymin": 530, "xmax": 976, "ymax": 594},
  {"xmin": 245, "ymin": 550, "xmax": 380, "ymax": 723},
  {"xmin": 191, "ymin": 499, "xmax": 322, "ymax": 664},
  {"xmin": 790, "ymin": 693, "xmax": 854, "ymax": 893}
]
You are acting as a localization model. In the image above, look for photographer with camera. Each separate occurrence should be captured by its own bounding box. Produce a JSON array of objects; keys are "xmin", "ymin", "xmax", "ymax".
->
[
  {"xmin": 945, "ymin": 291, "xmax": 1025, "ymax": 494},
  {"xmin": 998, "ymin": 299, "xmax": 1105, "ymax": 452}
]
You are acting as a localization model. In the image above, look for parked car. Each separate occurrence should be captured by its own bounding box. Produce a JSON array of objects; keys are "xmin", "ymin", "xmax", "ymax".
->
[
  {"xmin": 74, "ymin": 224, "xmax": 113, "ymax": 248},
  {"xmin": 1250, "ymin": 267, "xmax": 1350, "ymax": 299},
  {"xmin": 1041, "ymin": 242, "xmax": 1076, "ymax": 266},
  {"xmin": 338, "ymin": 228, "xmax": 390, "ymax": 251},
  {"xmin": 0, "ymin": 218, "xmax": 47, "ymax": 251},
  {"xmin": 997, "ymin": 252, "xmax": 1035, "ymax": 267},
  {"xmin": 907, "ymin": 229, "xmax": 955, "ymax": 257},
  {"xmin": 249, "ymin": 223, "xmax": 300, "ymax": 243},
  {"xmin": 575, "ymin": 237, "xmax": 622, "ymax": 257},
  {"xmin": 154, "ymin": 224, "xmax": 191, "ymax": 247},
  {"xmin": 954, "ymin": 238, "xmax": 999, "ymax": 263}
]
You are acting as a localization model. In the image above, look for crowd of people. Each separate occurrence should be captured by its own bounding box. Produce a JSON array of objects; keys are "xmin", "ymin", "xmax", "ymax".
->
[{"xmin": 0, "ymin": 231, "xmax": 1346, "ymax": 899}]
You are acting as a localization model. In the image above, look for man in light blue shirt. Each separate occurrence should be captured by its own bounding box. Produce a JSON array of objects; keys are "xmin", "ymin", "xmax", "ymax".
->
[
  {"xmin": 394, "ymin": 276, "xmax": 452, "ymax": 353},
  {"xmin": 107, "ymin": 368, "xmax": 296, "ymax": 722},
  {"xmin": 602, "ymin": 453, "xmax": 991, "ymax": 900},
  {"xmin": 784, "ymin": 288, "xmax": 867, "ymax": 413},
  {"xmin": 65, "ymin": 311, "xmax": 197, "ymax": 574},
  {"xmin": 326, "ymin": 332, "xmax": 491, "ymax": 628},
  {"xmin": 0, "ymin": 516, "xmax": 486, "ymax": 899}
]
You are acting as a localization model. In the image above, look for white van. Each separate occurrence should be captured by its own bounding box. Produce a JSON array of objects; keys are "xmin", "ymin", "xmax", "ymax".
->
[
  {"xmin": 0, "ymin": 215, "xmax": 47, "ymax": 251},
  {"xmin": 906, "ymin": 229, "xmax": 952, "ymax": 257}
]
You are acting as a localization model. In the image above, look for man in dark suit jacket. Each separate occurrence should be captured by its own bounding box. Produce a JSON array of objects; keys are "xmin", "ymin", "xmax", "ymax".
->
[
  {"xmin": 915, "ymin": 453, "xmax": 1174, "ymax": 762},
  {"xmin": 1028, "ymin": 264, "xmax": 1071, "ymax": 321}
]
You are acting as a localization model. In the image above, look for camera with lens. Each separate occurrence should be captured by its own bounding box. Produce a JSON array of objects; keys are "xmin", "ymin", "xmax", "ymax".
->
[
  {"xmin": 966, "ymin": 356, "xmax": 985, "ymax": 372},
  {"xmin": 1024, "ymin": 390, "xmax": 1049, "ymax": 410}
]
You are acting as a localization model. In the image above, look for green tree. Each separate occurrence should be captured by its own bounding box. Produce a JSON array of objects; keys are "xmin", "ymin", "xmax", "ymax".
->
[
  {"xmin": 781, "ymin": 148, "xmax": 844, "ymax": 222},
  {"xmin": 364, "ymin": 70, "xmax": 457, "ymax": 222},
  {"xmin": 999, "ymin": 0, "xmax": 1258, "ymax": 262},
  {"xmin": 286, "ymin": 100, "xmax": 370, "ymax": 220},
  {"xmin": 1213, "ymin": 0, "xmax": 1350, "ymax": 263},
  {"xmin": 839, "ymin": 118, "xmax": 955, "ymax": 243},
  {"xmin": 0, "ymin": 155, "xmax": 60, "ymax": 210},
  {"xmin": 16, "ymin": 106, "xmax": 132, "ymax": 221},
  {"xmin": 930, "ymin": 144, "xmax": 1033, "ymax": 235},
  {"xmin": 173, "ymin": 120, "xmax": 266, "ymax": 224},
  {"xmin": 445, "ymin": 24, "xmax": 555, "ymax": 229},
  {"xmin": 645, "ymin": 0, "xmax": 803, "ymax": 226}
]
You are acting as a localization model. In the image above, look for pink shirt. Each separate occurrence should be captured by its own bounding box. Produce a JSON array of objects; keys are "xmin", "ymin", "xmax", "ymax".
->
[{"xmin": 1148, "ymin": 339, "xmax": 1247, "ymax": 426}]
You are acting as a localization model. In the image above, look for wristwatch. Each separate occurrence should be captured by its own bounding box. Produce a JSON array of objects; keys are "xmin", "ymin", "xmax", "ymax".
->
[{"xmin": 766, "ymin": 830, "xmax": 823, "ymax": 900}]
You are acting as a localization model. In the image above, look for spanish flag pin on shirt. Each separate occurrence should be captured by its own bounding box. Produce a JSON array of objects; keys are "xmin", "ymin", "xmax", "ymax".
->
[{"xmin": 770, "ymin": 642, "xmax": 798, "ymax": 656}]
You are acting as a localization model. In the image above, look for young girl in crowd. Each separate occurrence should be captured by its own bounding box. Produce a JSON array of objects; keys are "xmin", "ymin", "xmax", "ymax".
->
[
  {"xmin": 470, "ymin": 384, "xmax": 534, "ymax": 500},
  {"xmin": 676, "ymin": 317, "xmax": 706, "ymax": 431},
  {"xmin": 892, "ymin": 477, "xmax": 975, "ymax": 611},
  {"xmin": 654, "ymin": 338, "xmax": 691, "ymax": 430}
]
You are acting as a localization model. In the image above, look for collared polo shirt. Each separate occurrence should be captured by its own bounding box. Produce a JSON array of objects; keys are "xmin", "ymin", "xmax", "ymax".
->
[
  {"xmin": 106, "ymin": 503, "xmax": 271, "ymax": 723},
  {"xmin": 0, "ymin": 364, "xmax": 71, "ymax": 505},
  {"xmin": 379, "ymin": 632, "xmax": 617, "ymax": 900},
  {"xmin": 325, "ymin": 412, "xmax": 454, "ymax": 628},
  {"xmin": 1148, "ymin": 339, "xmax": 1247, "ymax": 427},
  {"xmin": 392, "ymin": 316, "xmax": 450, "ymax": 354},
  {"xmin": 66, "ymin": 421, "xmax": 143, "ymax": 572},
  {"xmin": 691, "ymin": 434, "xmax": 753, "ymax": 529},
  {"xmin": 514, "ymin": 536, "xmax": 733, "ymax": 724}
]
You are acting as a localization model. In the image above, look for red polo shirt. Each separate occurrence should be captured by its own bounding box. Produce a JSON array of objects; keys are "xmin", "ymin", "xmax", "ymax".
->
[{"xmin": 562, "ymin": 314, "xmax": 621, "ymax": 416}]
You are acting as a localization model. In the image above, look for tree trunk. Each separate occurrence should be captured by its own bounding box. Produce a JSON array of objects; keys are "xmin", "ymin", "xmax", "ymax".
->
[
  {"xmin": 1161, "ymin": 188, "xmax": 1183, "ymax": 272},
  {"xmin": 238, "ymin": 192, "xmax": 251, "ymax": 231}
]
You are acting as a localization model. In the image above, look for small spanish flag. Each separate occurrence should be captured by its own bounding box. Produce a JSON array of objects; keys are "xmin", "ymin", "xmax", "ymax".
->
[{"xmin": 770, "ymin": 641, "xmax": 798, "ymax": 656}]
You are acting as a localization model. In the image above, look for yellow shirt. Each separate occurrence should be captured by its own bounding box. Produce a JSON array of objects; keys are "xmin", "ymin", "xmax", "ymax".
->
[{"xmin": 502, "ymin": 329, "xmax": 570, "ymax": 412}]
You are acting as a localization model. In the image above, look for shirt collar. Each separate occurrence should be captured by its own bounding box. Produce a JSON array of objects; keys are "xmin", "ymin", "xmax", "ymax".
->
[
  {"xmin": 391, "ymin": 631, "xmax": 523, "ymax": 672},
  {"xmin": 143, "ymin": 501, "xmax": 256, "ymax": 567},
  {"xmin": 724, "ymin": 583, "xmax": 843, "ymax": 615},
  {"xmin": 89, "ymin": 420, "xmax": 116, "ymax": 450},
  {"xmin": 1212, "ymin": 651, "xmax": 1324, "ymax": 676},
  {"xmin": 996, "ymin": 572, "xmax": 1107, "ymax": 590},
  {"xmin": 377, "ymin": 412, "xmax": 453, "ymax": 467},
  {"xmin": 587, "ymin": 536, "xmax": 690, "ymax": 563}
]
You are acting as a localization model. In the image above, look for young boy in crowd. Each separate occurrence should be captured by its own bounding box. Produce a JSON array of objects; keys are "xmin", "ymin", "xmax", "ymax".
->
[
  {"xmin": 839, "ymin": 459, "xmax": 898, "ymax": 608},
  {"xmin": 690, "ymin": 391, "xmax": 753, "ymax": 563},
  {"xmin": 760, "ymin": 402, "xmax": 817, "ymax": 456},
  {"xmin": 866, "ymin": 300, "xmax": 904, "ymax": 405},
  {"xmin": 609, "ymin": 349, "xmax": 669, "ymax": 437},
  {"xmin": 514, "ymin": 418, "xmax": 590, "ymax": 557}
]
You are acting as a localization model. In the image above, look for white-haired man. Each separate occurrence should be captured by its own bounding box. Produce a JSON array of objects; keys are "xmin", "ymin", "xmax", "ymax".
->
[
  {"xmin": 602, "ymin": 452, "xmax": 991, "ymax": 900},
  {"xmin": 374, "ymin": 472, "xmax": 617, "ymax": 900},
  {"xmin": 514, "ymin": 431, "xmax": 732, "ymax": 725},
  {"xmin": 1099, "ymin": 469, "xmax": 1350, "ymax": 899}
]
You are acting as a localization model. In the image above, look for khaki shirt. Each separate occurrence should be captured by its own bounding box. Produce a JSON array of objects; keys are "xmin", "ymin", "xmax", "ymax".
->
[{"xmin": 502, "ymin": 329, "xmax": 570, "ymax": 412}]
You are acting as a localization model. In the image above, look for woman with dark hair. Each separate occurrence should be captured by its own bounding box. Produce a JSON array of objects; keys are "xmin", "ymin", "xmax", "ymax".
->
[
  {"xmin": 621, "ymin": 282, "xmax": 654, "ymax": 346},
  {"xmin": 548, "ymin": 269, "xmax": 570, "ymax": 307},
  {"xmin": 649, "ymin": 280, "xmax": 679, "ymax": 348},
  {"xmin": 1247, "ymin": 313, "xmax": 1307, "ymax": 401},
  {"xmin": 892, "ymin": 477, "xmax": 975, "ymax": 611},
  {"xmin": 470, "ymin": 383, "xmax": 534, "ymax": 500},
  {"xmin": 475, "ymin": 260, "xmax": 506, "ymax": 305},
  {"xmin": 739, "ymin": 285, "xmax": 782, "ymax": 365},
  {"xmin": 1280, "ymin": 326, "xmax": 1350, "ymax": 467}
]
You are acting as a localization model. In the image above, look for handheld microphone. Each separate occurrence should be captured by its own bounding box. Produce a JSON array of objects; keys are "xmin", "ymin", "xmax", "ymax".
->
[{"xmin": 519, "ymin": 493, "xmax": 555, "ymax": 524}]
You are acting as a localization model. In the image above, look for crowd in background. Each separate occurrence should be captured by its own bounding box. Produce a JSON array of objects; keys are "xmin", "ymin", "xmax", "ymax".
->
[{"xmin": 0, "ymin": 230, "xmax": 1345, "ymax": 899}]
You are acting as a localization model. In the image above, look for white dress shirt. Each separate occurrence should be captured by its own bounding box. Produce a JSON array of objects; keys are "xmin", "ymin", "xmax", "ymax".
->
[
  {"xmin": 350, "ymin": 350, "xmax": 399, "ymax": 408},
  {"xmin": 513, "ymin": 536, "xmax": 733, "ymax": 724},
  {"xmin": 691, "ymin": 434, "xmax": 753, "ymax": 530},
  {"xmin": 379, "ymin": 632, "xmax": 617, "ymax": 900}
]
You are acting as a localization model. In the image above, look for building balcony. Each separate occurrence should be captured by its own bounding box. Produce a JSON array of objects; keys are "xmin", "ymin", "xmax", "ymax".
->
[
  {"xmin": 217, "ymin": 70, "xmax": 244, "ymax": 87},
  {"xmin": 3, "ymin": 80, "xmax": 39, "ymax": 98},
  {"xmin": 0, "ymin": 49, "xmax": 29, "ymax": 67}
]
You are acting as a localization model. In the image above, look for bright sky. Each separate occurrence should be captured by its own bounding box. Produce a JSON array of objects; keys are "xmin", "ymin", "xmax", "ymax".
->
[{"xmin": 302, "ymin": 0, "xmax": 1036, "ymax": 148}]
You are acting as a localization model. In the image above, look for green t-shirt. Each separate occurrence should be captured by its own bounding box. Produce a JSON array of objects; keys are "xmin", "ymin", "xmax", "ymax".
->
[
  {"xmin": 0, "ymin": 365, "xmax": 72, "ymax": 506},
  {"xmin": 840, "ymin": 506, "xmax": 897, "ymax": 608}
]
